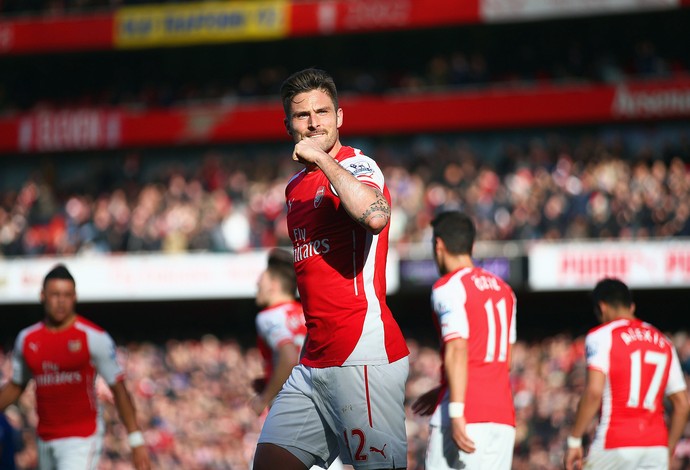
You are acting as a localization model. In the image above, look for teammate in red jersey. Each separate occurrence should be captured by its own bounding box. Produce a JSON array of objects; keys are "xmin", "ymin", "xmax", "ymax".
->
[
  {"xmin": 253, "ymin": 68, "xmax": 409, "ymax": 470},
  {"xmin": 0, "ymin": 264, "xmax": 151, "ymax": 470},
  {"xmin": 250, "ymin": 248, "xmax": 307, "ymax": 416},
  {"xmin": 413, "ymin": 211, "xmax": 517, "ymax": 469},
  {"xmin": 564, "ymin": 278, "xmax": 689, "ymax": 470}
]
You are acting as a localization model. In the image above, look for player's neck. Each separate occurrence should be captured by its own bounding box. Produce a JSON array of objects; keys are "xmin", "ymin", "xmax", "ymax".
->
[
  {"xmin": 605, "ymin": 308, "xmax": 635, "ymax": 323},
  {"xmin": 443, "ymin": 254, "xmax": 474, "ymax": 274},
  {"xmin": 44, "ymin": 313, "xmax": 77, "ymax": 331},
  {"xmin": 269, "ymin": 294, "xmax": 295, "ymax": 307},
  {"xmin": 327, "ymin": 141, "xmax": 343, "ymax": 159}
]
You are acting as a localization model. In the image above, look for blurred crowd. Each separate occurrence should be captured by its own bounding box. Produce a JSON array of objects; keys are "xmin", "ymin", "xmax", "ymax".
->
[
  {"xmin": 1, "ymin": 332, "xmax": 689, "ymax": 469},
  {"xmin": 1, "ymin": 128, "xmax": 690, "ymax": 258},
  {"xmin": 2, "ymin": 34, "xmax": 681, "ymax": 114}
]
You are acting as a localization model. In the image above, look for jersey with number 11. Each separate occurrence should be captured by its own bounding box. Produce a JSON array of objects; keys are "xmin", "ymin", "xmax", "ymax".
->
[
  {"xmin": 585, "ymin": 318, "xmax": 686, "ymax": 450},
  {"xmin": 431, "ymin": 266, "xmax": 516, "ymax": 426}
]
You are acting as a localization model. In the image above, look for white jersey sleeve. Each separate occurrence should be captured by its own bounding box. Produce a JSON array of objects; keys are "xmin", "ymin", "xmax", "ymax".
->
[
  {"xmin": 334, "ymin": 150, "xmax": 385, "ymax": 193},
  {"xmin": 431, "ymin": 275, "xmax": 469, "ymax": 342},
  {"xmin": 666, "ymin": 345, "xmax": 687, "ymax": 395},
  {"xmin": 256, "ymin": 309, "xmax": 293, "ymax": 351},
  {"xmin": 11, "ymin": 329, "xmax": 32, "ymax": 385},
  {"xmin": 83, "ymin": 327, "xmax": 124, "ymax": 386},
  {"xmin": 585, "ymin": 326, "xmax": 613, "ymax": 374}
]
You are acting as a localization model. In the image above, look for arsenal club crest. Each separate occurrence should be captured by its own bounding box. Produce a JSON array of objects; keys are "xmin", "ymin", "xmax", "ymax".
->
[
  {"xmin": 314, "ymin": 186, "xmax": 326, "ymax": 208},
  {"xmin": 68, "ymin": 339, "xmax": 82, "ymax": 352}
]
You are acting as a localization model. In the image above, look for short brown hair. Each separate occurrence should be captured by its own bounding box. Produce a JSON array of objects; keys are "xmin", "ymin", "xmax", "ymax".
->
[
  {"xmin": 431, "ymin": 211, "xmax": 476, "ymax": 255},
  {"xmin": 280, "ymin": 68, "xmax": 338, "ymax": 117}
]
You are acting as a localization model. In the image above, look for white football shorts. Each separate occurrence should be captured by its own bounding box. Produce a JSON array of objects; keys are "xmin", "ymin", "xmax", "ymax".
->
[
  {"xmin": 426, "ymin": 422, "xmax": 515, "ymax": 470},
  {"xmin": 258, "ymin": 356, "xmax": 409, "ymax": 469},
  {"xmin": 37, "ymin": 424, "xmax": 104, "ymax": 470},
  {"xmin": 584, "ymin": 446, "xmax": 668, "ymax": 470}
]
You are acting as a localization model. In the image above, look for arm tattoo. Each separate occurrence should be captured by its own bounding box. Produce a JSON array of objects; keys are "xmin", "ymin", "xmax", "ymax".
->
[{"xmin": 358, "ymin": 189, "xmax": 390, "ymax": 225}]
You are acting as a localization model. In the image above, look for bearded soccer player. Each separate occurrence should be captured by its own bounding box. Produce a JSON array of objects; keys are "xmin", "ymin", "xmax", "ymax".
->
[
  {"xmin": 0, "ymin": 264, "xmax": 151, "ymax": 470},
  {"xmin": 412, "ymin": 211, "xmax": 517, "ymax": 469},
  {"xmin": 253, "ymin": 68, "xmax": 409, "ymax": 470},
  {"xmin": 564, "ymin": 278, "xmax": 689, "ymax": 470}
]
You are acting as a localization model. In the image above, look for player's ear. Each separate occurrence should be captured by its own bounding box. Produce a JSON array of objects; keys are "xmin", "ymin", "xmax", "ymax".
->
[
  {"xmin": 630, "ymin": 302, "xmax": 636, "ymax": 317},
  {"xmin": 284, "ymin": 118, "xmax": 292, "ymax": 136},
  {"xmin": 336, "ymin": 108, "xmax": 343, "ymax": 129},
  {"xmin": 434, "ymin": 237, "xmax": 446, "ymax": 255}
]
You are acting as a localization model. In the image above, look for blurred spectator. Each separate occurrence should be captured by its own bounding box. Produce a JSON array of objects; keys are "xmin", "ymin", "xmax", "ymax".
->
[{"xmin": 2, "ymin": 128, "xmax": 689, "ymax": 257}]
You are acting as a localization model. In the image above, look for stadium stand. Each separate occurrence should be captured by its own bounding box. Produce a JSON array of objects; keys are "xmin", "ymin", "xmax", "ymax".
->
[{"xmin": 1, "ymin": 127, "xmax": 690, "ymax": 257}]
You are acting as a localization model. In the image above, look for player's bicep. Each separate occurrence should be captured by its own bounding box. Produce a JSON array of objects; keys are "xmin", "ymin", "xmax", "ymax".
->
[
  {"xmin": 584, "ymin": 368, "xmax": 606, "ymax": 399},
  {"xmin": 11, "ymin": 334, "xmax": 32, "ymax": 385},
  {"xmin": 584, "ymin": 331, "xmax": 611, "ymax": 374},
  {"xmin": 257, "ymin": 313, "xmax": 292, "ymax": 351},
  {"xmin": 432, "ymin": 283, "xmax": 469, "ymax": 340},
  {"xmin": 666, "ymin": 346, "xmax": 687, "ymax": 395}
]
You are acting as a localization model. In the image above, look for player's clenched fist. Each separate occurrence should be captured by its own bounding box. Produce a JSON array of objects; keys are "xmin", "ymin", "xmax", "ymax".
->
[{"xmin": 292, "ymin": 138, "xmax": 326, "ymax": 166}]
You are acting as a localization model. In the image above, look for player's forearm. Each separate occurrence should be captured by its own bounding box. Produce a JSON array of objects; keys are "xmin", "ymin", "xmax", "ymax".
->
[
  {"xmin": 316, "ymin": 155, "xmax": 389, "ymax": 234},
  {"xmin": 570, "ymin": 369, "xmax": 605, "ymax": 439},
  {"xmin": 570, "ymin": 389, "xmax": 601, "ymax": 438},
  {"xmin": 667, "ymin": 391, "xmax": 690, "ymax": 452},
  {"xmin": 261, "ymin": 347, "xmax": 299, "ymax": 404},
  {"xmin": 444, "ymin": 339, "xmax": 468, "ymax": 404},
  {"xmin": 111, "ymin": 381, "xmax": 141, "ymax": 433}
]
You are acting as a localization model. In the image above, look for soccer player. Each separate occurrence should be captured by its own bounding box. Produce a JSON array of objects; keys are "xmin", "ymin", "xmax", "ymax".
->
[
  {"xmin": 252, "ymin": 68, "xmax": 410, "ymax": 470},
  {"xmin": 412, "ymin": 211, "xmax": 517, "ymax": 469},
  {"xmin": 564, "ymin": 278, "xmax": 689, "ymax": 470},
  {"xmin": 250, "ymin": 247, "xmax": 307, "ymax": 416},
  {"xmin": 0, "ymin": 264, "xmax": 151, "ymax": 470}
]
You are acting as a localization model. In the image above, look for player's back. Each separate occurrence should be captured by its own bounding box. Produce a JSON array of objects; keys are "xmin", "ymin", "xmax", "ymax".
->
[
  {"xmin": 432, "ymin": 266, "xmax": 516, "ymax": 426},
  {"xmin": 587, "ymin": 318, "xmax": 677, "ymax": 449}
]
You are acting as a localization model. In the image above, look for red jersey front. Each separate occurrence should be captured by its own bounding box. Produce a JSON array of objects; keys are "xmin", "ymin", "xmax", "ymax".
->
[
  {"xmin": 11, "ymin": 316, "xmax": 124, "ymax": 441},
  {"xmin": 255, "ymin": 300, "xmax": 307, "ymax": 379},
  {"xmin": 285, "ymin": 145, "xmax": 408, "ymax": 367},
  {"xmin": 585, "ymin": 318, "xmax": 686, "ymax": 450},
  {"xmin": 430, "ymin": 267, "xmax": 516, "ymax": 427}
]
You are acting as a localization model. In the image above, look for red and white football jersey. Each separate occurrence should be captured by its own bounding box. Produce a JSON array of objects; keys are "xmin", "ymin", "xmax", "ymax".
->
[
  {"xmin": 256, "ymin": 300, "xmax": 307, "ymax": 379},
  {"xmin": 285, "ymin": 145, "xmax": 409, "ymax": 367},
  {"xmin": 11, "ymin": 316, "xmax": 124, "ymax": 441},
  {"xmin": 430, "ymin": 267, "xmax": 516, "ymax": 427},
  {"xmin": 586, "ymin": 318, "xmax": 687, "ymax": 450}
]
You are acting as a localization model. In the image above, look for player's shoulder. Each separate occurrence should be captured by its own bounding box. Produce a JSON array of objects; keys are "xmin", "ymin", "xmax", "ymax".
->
[
  {"xmin": 257, "ymin": 302, "xmax": 293, "ymax": 320},
  {"xmin": 338, "ymin": 147, "xmax": 379, "ymax": 172},
  {"xmin": 286, "ymin": 168, "xmax": 306, "ymax": 190},
  {"xmin": 432, "ymin": 267, "xmax": 471, "ymax": 290},
  {"xmin": 587, "ymin": 318, "xmax": 629, "ymax": 338},
  {"xmin": 16, "ymin": 321, "xmax": 45, "ymax": 342},
  {"xmin": 73, "ymin": 315, "xmax": 107, "ymax": 334}
]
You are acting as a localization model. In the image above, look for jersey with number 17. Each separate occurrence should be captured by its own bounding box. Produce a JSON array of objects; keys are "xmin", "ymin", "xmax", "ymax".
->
[
  {"xmin": 585, "ymin": 318, "xmax": 686, "ymax": 450},
  {"xmin": 431, "ymin": 266, "xmax": 516, "ymax": 426}
]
